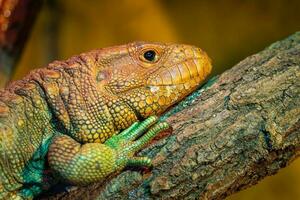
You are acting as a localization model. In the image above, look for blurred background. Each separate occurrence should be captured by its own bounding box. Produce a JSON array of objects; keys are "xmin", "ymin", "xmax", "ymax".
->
[{"xmin": 5, "ymin": 0, "xmax": 300, "ymax": 199}]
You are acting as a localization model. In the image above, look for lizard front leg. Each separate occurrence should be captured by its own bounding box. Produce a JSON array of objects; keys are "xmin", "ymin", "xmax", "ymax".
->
[{"xmin": 48, "ymin": 116, "xmax": 168, "ymax": 185}]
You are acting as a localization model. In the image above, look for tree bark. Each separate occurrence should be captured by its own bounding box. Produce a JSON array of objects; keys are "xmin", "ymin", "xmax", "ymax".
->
[
  {"xmin": 0, "ymin": 0, "xmax": 42, "ymax": 87},
  {"xmin": 42, "ymin": 32, "xmax": 300, "ymax": 200}
]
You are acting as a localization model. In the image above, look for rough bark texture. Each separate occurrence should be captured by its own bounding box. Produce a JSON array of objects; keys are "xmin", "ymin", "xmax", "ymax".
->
[
  {"xmin": 0, "ymin": 0, "xmax": 42, "ymax": 87},
  {"xmin": 42, "ymin": 32, "xmax": 300, "ymax": 200}
]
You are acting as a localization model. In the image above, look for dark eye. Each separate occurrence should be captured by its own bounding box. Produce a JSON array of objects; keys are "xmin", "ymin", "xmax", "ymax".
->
[{"xmin": 143, "ymin": 50, "xmax": 156, "ymax": 62}]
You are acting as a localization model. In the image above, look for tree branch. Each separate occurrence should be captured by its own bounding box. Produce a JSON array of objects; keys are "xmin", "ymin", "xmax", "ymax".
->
[{"xmin": 43, "ymin": 32, "xmax": 300, "ymax": 200}]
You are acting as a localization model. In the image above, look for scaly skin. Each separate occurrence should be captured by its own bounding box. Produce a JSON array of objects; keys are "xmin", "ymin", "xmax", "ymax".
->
[{"xmin": 0, "ymin": 42, "xmax": 212, "ymax": 199}]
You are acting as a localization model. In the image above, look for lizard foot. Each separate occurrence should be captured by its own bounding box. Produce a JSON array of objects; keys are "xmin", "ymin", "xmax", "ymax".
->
[{"xmin": 105, "ymin": 116, "xmax": 169, "ymax": 168}]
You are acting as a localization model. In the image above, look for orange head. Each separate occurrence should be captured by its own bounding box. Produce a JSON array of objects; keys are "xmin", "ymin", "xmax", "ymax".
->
[{"xmin": 95, "ymin": 41, "xmax": 212, "ymax": 119}]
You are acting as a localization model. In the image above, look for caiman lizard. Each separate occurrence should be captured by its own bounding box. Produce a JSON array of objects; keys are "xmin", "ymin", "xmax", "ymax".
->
[{"xmin": 0, "ymin": 42, "xmax": 212, "ymax": 199}]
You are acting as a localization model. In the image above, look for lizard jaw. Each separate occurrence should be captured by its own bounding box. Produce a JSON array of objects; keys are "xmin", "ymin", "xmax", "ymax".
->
[{"xmin": 146, "ymin": 57, "xmax": 212, "ymax": 87}]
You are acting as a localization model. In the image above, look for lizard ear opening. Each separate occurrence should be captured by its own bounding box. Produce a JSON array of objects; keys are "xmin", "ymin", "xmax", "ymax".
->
[{"xmin": 96, "ymin": 71, "xmax": 110, "ymax": 83}]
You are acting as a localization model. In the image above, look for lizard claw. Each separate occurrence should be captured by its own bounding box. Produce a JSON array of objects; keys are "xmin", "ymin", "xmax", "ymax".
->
[{"xmin": 105, "ymin": 116, "xmax": 169, "ymax": 168}]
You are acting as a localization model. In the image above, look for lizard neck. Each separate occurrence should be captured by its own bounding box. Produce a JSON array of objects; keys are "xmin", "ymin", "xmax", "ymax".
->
[{"xmin": 32, "ymin": 53, "xmax": 132, "ymax": 144}]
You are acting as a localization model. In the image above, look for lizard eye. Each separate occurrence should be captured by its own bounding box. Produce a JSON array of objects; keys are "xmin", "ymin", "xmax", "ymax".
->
[
  {"xmin": 139, "ymin": 49, "xmax": 159, "ymax": 63},
  {"xmin": 144, "ymin": 50, "xmax": 156, "ymax": 61}
]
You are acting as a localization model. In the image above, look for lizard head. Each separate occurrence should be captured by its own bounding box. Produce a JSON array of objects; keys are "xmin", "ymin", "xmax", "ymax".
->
[{"xmin": 95, "ymin": 41, "xmax": 212, "ymax": 120}]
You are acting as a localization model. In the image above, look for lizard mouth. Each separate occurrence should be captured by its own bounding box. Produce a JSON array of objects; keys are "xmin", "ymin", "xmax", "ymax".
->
[{"xmin": 147, "ymin": 57, "xmax": 212, "ymax": 86}]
